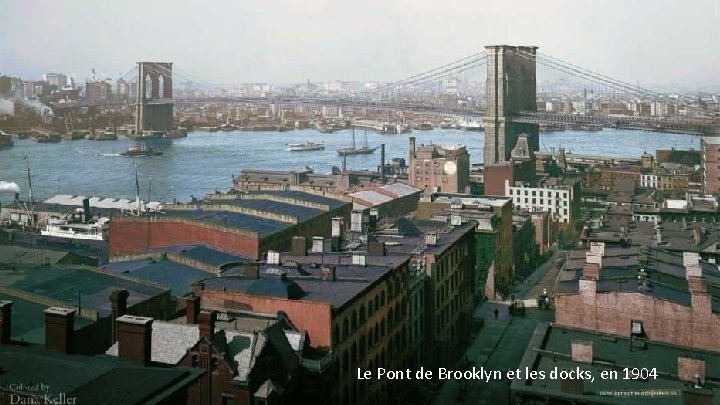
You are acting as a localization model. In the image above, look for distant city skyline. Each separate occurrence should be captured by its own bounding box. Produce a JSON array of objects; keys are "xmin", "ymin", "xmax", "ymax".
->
[{"xmin": 2, "ymin": 0, "xmax": 720, "ymax": 90}]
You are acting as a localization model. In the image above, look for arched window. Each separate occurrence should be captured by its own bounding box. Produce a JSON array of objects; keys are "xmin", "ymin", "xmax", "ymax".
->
[
  {"xmin": 360, "ymin": 304, "xmax": 366, "ymax": 325},
  {"xmin": 333, "ymin": 324, "xmax": 340, "ymax": 345},
  {"xmin": 352, "ymin": 310, "xmax": 358, "ymax": 330},
  {"xmin": 157, "ymin": 75, "xmax": 165, "ymax": 98},
  {"xmin": 144, "ymin": 74, "xmax": 152, "ymax": 99}
]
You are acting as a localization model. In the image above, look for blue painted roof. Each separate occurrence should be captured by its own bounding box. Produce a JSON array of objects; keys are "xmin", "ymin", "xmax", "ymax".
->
[{"xmin": 165, "ymin": 209, "xmax": 290, "ymax": 236}]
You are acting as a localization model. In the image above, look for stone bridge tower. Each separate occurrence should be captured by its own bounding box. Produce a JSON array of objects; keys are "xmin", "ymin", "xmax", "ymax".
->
[
  {"xmin": 135, "ymin": 62, "xmax": 173, "ymax": 134},
  {"xmin": 484, "ymin": 46, "xmax": 539, "ymax": 164}
]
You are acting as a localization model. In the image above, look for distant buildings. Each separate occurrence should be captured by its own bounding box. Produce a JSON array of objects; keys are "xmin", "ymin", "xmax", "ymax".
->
[{"xmin": 85, "ymin": 80, "xmax": 112, "ymax": 101}]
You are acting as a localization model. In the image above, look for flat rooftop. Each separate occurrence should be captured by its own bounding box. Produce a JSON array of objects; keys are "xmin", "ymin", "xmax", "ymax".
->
[
  {"xmin": 0, "ymin": 294, "xmax": 93, "ymax": 344},
  {"xmin": 0, "ymin": 265, "xmax": 168, "ymax": 317},
  {"xmin": 203, "ymin": 255, "xmax": 408, "ymax": 310},
  {"xmin": 102, "ymin": 259, "xmax": 211, "ymax": 296},
  {"xmin": 514, "ymin": 323, "xmax": 720, "ymax": 404}
]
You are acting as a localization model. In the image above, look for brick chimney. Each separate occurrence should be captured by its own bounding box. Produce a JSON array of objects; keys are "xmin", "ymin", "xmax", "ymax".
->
[
  {"xmin": 689, "ymin": 277, "xmax": 711, "ymax": 317},
  {"xmin": 185, "ymin": 295, "xmax": 201, "ymax": 324},
  {"xmin": 582, "ymin": 263, "xmax": 600, "ymax": 280},
  {"xmin": 117, "ymin": 315, "xmax": 153, "ymax": 365},
  {"xmin": 198, "ymin": 310, "xmax": 216, "ymax": 340},
  {"xmin": 292, "ymin": 236, "xmax": 307, "ymax": 256},
  {"xmin": 44, "ymin": 307, "xmax": 75, "ymax": 354},
  {"xmin": 191, "ymin": 281, "xmax": 205, "ymax": 296},
  {"xmin": 0, "ymin": 301, "xmax": 12, "ymax": 344},
  {"xmin": 109, "ymin": 289, "xmax": 129, "ymax": 343},
  {"xmin": 678, "ymin": 356, "xmax": 705, "ymax": 385},
  {"xmin": 571, "ymin": 340, "xmax": 593, "ymax": 363}
]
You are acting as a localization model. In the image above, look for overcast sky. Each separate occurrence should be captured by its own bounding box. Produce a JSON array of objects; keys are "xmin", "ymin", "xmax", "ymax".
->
[{"xmin": 2, "ymin": 0, "xmax": 719, "ymax": 89}]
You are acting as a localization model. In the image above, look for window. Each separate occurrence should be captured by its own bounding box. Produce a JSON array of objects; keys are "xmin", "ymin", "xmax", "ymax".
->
[{"xmin": 631, "ymin": 320, "xmax": 644, "ymax": 336}]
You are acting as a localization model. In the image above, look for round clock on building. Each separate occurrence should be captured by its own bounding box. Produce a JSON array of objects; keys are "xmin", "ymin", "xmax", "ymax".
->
[{"xmin": 443, "ymin": 161, "xmax": 457, "ymax": 175}]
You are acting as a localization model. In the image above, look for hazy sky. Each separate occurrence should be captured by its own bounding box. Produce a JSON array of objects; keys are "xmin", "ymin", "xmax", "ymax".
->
[{"xmin": 2, "ymin": 0, "xmax": 719, "ymax": 89}]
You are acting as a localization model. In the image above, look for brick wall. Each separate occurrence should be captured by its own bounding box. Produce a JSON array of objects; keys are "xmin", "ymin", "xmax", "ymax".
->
[
  {"xmin": 555, "ymin": 288, "xmax": 720, "ymax": 352},
  {"xmin": 200, "ymin": 290, "xmax": 332, "ymax": 348},
  {"xmin": 109, "ymin": 219, "xmax": 260, "ymax": 258}
]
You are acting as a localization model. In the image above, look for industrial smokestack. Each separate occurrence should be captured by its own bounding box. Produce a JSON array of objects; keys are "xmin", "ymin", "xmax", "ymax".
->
[
  {"xmin": 82, "ymin": 197, "xmax": 91, "ymax": 223},
  {"xmin": 380, "ymin": 144, "xmax": 386, "ymax": 184}
]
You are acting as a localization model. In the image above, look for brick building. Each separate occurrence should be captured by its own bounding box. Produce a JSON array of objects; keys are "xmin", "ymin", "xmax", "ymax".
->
[
  {"xmin": 109, "ymin": 191, "xmax": 351, "ymax": 259},
  {"xmin": 702, "ymin": 136, "xmax": 720, "ymax": 194},
  {"xmin": 415, "ymin": 193, "xmax": 513, "ymax": 299},
  {"xmin": 192, "ymin": 251, "xmax": 411, "ymax": 405},
  {"xmin": 408, "ymin": 137, "xmax": 470, "ymax": 194},
  {"xmin": 555, "ymin": 243, "xmax": 720, "ymax": 352}
]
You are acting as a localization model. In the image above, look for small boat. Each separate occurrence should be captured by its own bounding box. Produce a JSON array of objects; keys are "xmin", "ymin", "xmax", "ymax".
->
[
  {"xmin": 462, "ymin": 120, "xmax": 483, "ymax": 131},
  {"xmin": 164, "ymin": 127, "xmax": 188, "ymax": 138},
  {"xmin": 337, "ymin": 127, "xmax": 377, "ymax": 156},
  {"xmin": 415, "ymin": 122, "xmax": 433, "ymax": 130},
  {"xmin": 288, "ymin": 141, "xmax": 325, "ymax": 152},
  {"xmin": 121, "ymin": 143, "xmax": 162, "ymax": 156}
]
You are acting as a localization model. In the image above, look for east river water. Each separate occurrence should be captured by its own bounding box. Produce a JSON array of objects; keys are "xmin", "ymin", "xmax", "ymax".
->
[{"xmin": 0, "ymin": 128, "xmax": 701, "ymax": 204}]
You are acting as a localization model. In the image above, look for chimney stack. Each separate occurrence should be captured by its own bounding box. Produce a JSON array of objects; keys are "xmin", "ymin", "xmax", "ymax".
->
[
  {"xmin": 352, "ymin": 253, "xmax": 367, "ymax": 267},
  {"xmin": 185, "ymin": 295, "xmax": 201, "ymax": 324},
  {"xmin": 198, "ymin": 310, "xmax": 216, "ymax": 340},
  {"xmin": 44, "ymin": 307, "xmax": 75, "ymax": 354},
  {"xmin": 117, "ymin": 315, "xmax": 153, "ymax": 365},
  {"xmin": 191, "ymin": 281, "xmax": 205, "ymax": 296},
  {"xmin": 0, "ymin": 301, "xmax": 12, "ymax": 344},
  {"xmin": 291, "ymin": 236, "xmax": 307, "ymax": 256},
  {"xmin": 109, "ymin": 289, "xmax": 129, "ymax": 343},
  {"xmin": 409, "ymin": 136, "xmax": 416, "ymax": 162},
  {"xmin": 380, "ymin": 144, "xmax": 386, "ymax": 184},
  {"xmin": 425, "ymin": 232, "xmax": 437, "ymax": 247},
  {"xmin": 312, "ymin": 236, "xmax": 325, "ymax": 253},
  {"xmin": 678, "ymin": 356, "xmax": 706, "ymax": 385},
  {"xmin": 331, "ymin": 217, "xmax": 343, "ymax": 238},
  {"xmin": 82, "ymin": 197, "xmax": 91, "ymax": 223},
  {"xmin": 571, "ymin": 340, "xmax": 593, "ymax": 363}
]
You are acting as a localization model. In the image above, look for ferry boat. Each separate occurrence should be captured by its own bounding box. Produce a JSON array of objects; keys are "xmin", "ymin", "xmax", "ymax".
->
[
  {"xmin": 30, "ymin": 132, "xmax": 62, "ymax": 143},
  {"xmin": 415, "ymin": 122, "xmax": 434, "ymax": 130},
  {"xmin": 288, "ymin": 141, "xmax": 325, "ymax": 151},
  {"xmin": 89, "ymin": 129, "xmax": 118, "ymax": 140},
  {"xmin": 337, "ymin": 127, "xmax": 377, "ymax": 156},
  {"xmin": 461, "ymin": 120, "xmax": 483, "ymax": 131},
  {"xmin": 41, "ymin": 216, "xmax": 109, "ymax": 241},
  {"xmin": 121, "ymin": 143, "xmax": 163, "ymax": 156},
  {"xmin": 164, "ymin": 127, "xmax": 188, "ymax": 138}
]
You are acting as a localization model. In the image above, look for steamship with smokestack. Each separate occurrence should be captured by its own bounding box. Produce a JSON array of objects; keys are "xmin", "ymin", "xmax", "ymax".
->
[{"xmin": 1, "ymin": 162, "xmax": 163, "ymax": 241}]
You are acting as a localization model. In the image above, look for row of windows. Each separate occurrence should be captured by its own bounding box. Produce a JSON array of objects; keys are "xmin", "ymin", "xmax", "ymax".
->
[
  {"xmin": 509, "ymin": 188, "xmax": 568, "ymax": 198},
  {"xmin": 513, "ymin": 197, "xmax": 568, "ymax": 207}
]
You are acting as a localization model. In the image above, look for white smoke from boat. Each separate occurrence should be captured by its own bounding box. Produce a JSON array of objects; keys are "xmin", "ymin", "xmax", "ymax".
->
[{"xmin": 0, "ymin": 181, "xmax": 21, "ymax": 193}]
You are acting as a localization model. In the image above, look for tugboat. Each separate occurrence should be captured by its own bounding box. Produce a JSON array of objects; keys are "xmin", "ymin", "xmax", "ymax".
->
[
  {"xmin": 288, "ymin": 141, "xmax": 325, "ymax": 151},
  {"xmin": 337, "ymin": 127, "xmax": 377, "ymax": 156},
  {"xmin": 121, "ymin": 142, "xmax": 162, "ymax": 156}
]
